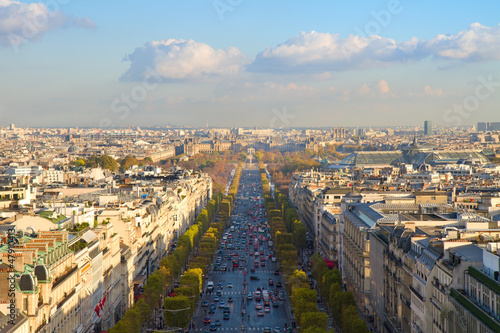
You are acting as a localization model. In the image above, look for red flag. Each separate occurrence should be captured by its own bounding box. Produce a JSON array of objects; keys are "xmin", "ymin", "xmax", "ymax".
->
[{"xmin": 94, "ymin": 304, "xmax": 101, "ymax": 317}]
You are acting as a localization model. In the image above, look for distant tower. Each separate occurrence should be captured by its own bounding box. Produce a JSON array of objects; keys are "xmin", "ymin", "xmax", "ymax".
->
[
  {"xmin": 424, "ymin": 120, "xmax": 433, "ymax": 136},
  {"xmin": 206, "ymin": 120, "xmax": 208, "ymax": 128},
  {"xmin": 10, "ymin": 124, "xmax": 14, "ymax": 130}
]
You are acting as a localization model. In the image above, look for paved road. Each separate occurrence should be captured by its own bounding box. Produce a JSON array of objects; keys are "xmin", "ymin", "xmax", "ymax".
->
[{"xmin": 192, "ymin": 165, "xmax": 293, "ymax": 333}]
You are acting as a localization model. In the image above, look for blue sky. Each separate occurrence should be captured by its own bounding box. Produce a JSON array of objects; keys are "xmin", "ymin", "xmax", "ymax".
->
[{"xmin": 1, "ymin": 0, "xmax": 499, "ymax": 128}]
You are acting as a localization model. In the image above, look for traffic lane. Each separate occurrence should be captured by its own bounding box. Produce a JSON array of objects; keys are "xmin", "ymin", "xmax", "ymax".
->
[
  {"xmin": 198, "ymin": 270, "xmax": 246, "ymax": 329},
  {"xmin": 196, "ymin": 168, "xmax": 291, "ymax": 330}
]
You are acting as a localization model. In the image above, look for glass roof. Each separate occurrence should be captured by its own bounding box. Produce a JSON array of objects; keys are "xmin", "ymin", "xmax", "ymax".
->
[
  {"xmin": 340, "ymin": 150, "xmax": 488, "ymax": 166},
  {"xmin": 340, "ymin": 151, "xmax": 403, "ymax": 166}
]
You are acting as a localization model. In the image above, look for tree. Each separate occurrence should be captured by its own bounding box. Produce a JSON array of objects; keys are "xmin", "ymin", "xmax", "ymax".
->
[
  {"xmin": 255, "ymin": 151, "xmax": 264, "ymax": 161},
  {"xmin": 73, "ymin": 158, "xmax": 85, "ymax": 167},
  {"xmin": 301, "ymin": 311, "xmax": 329, "ymax": 331},
  {"xmin": 163, "ymin": 296, "xmax": 192, "ymax": 328},
  {"xmin": 341, "ymin": 305, "xmax": 368, "ymax": 333},
  {"xmin": 293, "ymin": 220, "xmax": 307, "ymax": 250},
  {"xmin": 120, "ymin": 155, "xmax": 140, "ymax": 171},
  {"xmin": 302, "ymin": 328, "xmax": 329, "ymax": 333},
  {"xmin": 98, "ymin": 155, "xmax": 119, "ymax": 171},
  {"xmin": 143, "ymin": 270, "xmax": 163, "ymax": 310}
]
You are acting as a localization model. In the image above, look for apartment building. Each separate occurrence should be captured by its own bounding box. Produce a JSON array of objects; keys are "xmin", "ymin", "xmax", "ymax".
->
[
  {"xmin": 0, "ymin": 168, "xmax": 212, "ymax": 333},
  {"xmin": 446, "ymin": 245, "xmax": 500, "ymax": 333}
]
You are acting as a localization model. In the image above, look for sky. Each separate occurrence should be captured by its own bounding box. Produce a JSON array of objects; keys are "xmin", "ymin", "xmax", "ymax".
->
[{"xmin": 1, "ymin": 0, "xmax": 499, "ymax": 128}]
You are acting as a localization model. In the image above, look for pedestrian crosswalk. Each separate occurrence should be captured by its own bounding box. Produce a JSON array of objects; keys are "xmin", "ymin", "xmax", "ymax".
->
[
  {"xmin": 210, "ymin": 270, "xmax": 276, "ymax": 274},
  {"xmin": 216, "ymin": 291, "xmax": 242, "ymax": 295}
]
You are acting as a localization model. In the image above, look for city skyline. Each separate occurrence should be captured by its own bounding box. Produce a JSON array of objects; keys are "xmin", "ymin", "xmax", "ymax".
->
[{"xmin": 1, "ymin": 1, "xmax": 499, "ymax": 128}]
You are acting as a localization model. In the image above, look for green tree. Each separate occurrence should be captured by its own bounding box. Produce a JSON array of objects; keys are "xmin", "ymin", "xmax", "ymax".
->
[
  {"xmin": 342, "ymin": 305, "xmax": 368, "ymax": 333},
  {"xmin": 164, "ymin": 296, "xmax": 192, "ymax": 328},
  {"xmin": 94, "ymin": 155, "xmax": 119, "ymax": 171},
  {"xmin": 120, "ymin": 155, "xmax": 140, "ymax": 171},
  {"xmin": 301, "ymin": 311, "xmax": 329, "ymax": 331},
  {"xmin": 73, "ymin": 158, "xmax": 85, "ymax": 167},
  {"xmin": 255, "ymin": 151, "xmax": 264, "ymax": 161},
  {"xmin": 293, "ymin": 220, "xmax": 307, "ymax": 250}
]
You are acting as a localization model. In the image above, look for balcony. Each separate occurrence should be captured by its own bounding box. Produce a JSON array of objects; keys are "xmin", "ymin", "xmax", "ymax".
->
[
  {"xmin": 52, "ymin": 265, "xmax": 78, "ymax": 289},
  {"xmin": 468, "ymin": 266, "xmax": 500, "ymax": 294},
  {"xmin": 450, "ymin": 288, "xmax": 500, "ymax": 333},
  {"xmin": 410, "ymin": 285, "xmax": 425, "ymax": 302}
]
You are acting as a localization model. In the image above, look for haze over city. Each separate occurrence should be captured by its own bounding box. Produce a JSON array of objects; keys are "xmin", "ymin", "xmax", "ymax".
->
[
  {"xmin": 3, "ymin": 2, "xmax": 500, "ymax": 333},
  {"xmin": 1, "ymin": 0, "xmax": 499, "ymax": 128}
]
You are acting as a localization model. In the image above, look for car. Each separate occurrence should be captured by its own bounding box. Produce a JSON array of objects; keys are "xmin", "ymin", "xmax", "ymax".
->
[
  {"xmin": 223, "ymin": 306, "xmax": 231, "ymax": 314},
  {"xmin": 250, "ymin": 276, "xmax": 259, "ymax": 280},
  {"xmin": 254, "ymin": 252, "xmax": 259, "ymax": 257},
  {"xmin": 274, "ymin": 270, "xmax": 280, "ymax": 275},
  {"xmin": 215, "ymin": 320, "xmax": 221, "ymax": 326},
  {"xmin": 264, "ymin": 306, "xmax": 270, "ymax": 313},
  {"xmin": 256, "ymin": 304, "xmax": 262, "ymax": 310},
  {"xmin": 274, "ymin": 328, "xmax": 281, "ymax": 333},
  {"xmin": 227, "ymin": 282, "xmax": 233, "ymax": 288},
  {"xmin": 247, "ymin": 292, "xmax": 253, "ymax": 300},
  {"xmin": 217, "ymin": 283, "xmax": 223, "ymax": 289},
  {"xmin": 260, "ymin": 261, "xmax": 265, "ymax": 267},
  {"xmin": 271, "ymin": 257, "xmax": 277, "ymax": 262},
  {"xmin": 219, "ymin": 301, "xmax": 225, "ymax": 308},
  {"xmin": 209, "ymin": 307, "xmax": 215, "ymax": 314},
  {"xmin": 272, "ymin": 302, "xmax": 279, "ymax": 308},
  {"xmin": 276, "ymin": 282, "xmax": 282, "ymax": 288},
  {"xmin": 268, "ymin": 279, "xmax": 274, "ymax": 286},
  {"xmin": 216, "ymin": 290, "xmax": 222, "ymax": 296},
  {"xmin": 223, "ymin": 312, "xmax": 230, "ymax": 320},
  {"xmin": 214, "ymin": 295, "xmax": 220, "ymax": 302},
  {"xmin": 202, "ymin": 300, "xmax": 209, "ymax": 307},
  {"xmin": 228, "ymin": 297, "xmax": 233, "ymax": 303},
  {"xmin": 257, "ymin": 310, "xmax": 264, "ymax": 317},
  {"xmin": 264, "ymin": 328, "xmax": 271, "ymax": 333},
  {"xmin": 204, "ymin": 317, "xmax": 211, "ymax": 324},
  {"xmin": 210, "ymin": 323, "xmax": 217, "ymax": 331},
  {"xmin": 250, "ymin": 268, "xmax": 256, "ymax": 273}
]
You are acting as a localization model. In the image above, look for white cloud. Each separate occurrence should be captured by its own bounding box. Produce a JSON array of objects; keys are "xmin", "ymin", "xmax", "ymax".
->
[
  {"xmin": 376, "ymin": 79, "xmax": 390, "ymax": 94},
  {"xmin": 0, "ymin": 0, "xmax": 95, "ymax": 47},
  {"xmin": 121, "ymin": 39, "xmax": 249, "ymax": 81},
  {"xmin": 425, "ymin": 23, "xmax": 500, "ymax": 61},
  {"xmin": 249, "ymin": 24, "xmax": 500, "ymax": 73},
  {"xmin": 356, "ymin": 79, "xmax": 392, "ymax": 97},
  {"xmin": 423, "ymin": 85, "xmax": 444, "ymax": 96},
  {"xmin": 248, "ymin": 31, "xmax": 422, "ymax": 73}
]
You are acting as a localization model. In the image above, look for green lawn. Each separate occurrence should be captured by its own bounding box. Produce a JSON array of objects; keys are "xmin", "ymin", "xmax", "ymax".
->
[{"xmin": 38, "ymin": 211, "xmax": 68, "ymax": 224}]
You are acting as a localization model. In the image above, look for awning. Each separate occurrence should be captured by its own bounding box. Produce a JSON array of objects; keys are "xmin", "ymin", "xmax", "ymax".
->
[{"xmin": 82, "ymin": 230, "xmax": 98, "ymax": 243}]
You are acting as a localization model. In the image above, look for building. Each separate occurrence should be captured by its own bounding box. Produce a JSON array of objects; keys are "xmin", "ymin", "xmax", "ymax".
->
[
  {"xmin": 424, "ymin": 121, "xmax": 433, "ymax": 136},
  {"xmin": 477, "ymin": 122, "xmax": 488, "ymax": 132},
  {"xmin": 338, "ymin": 138, "xmax": 488, "ymax": 168}
]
